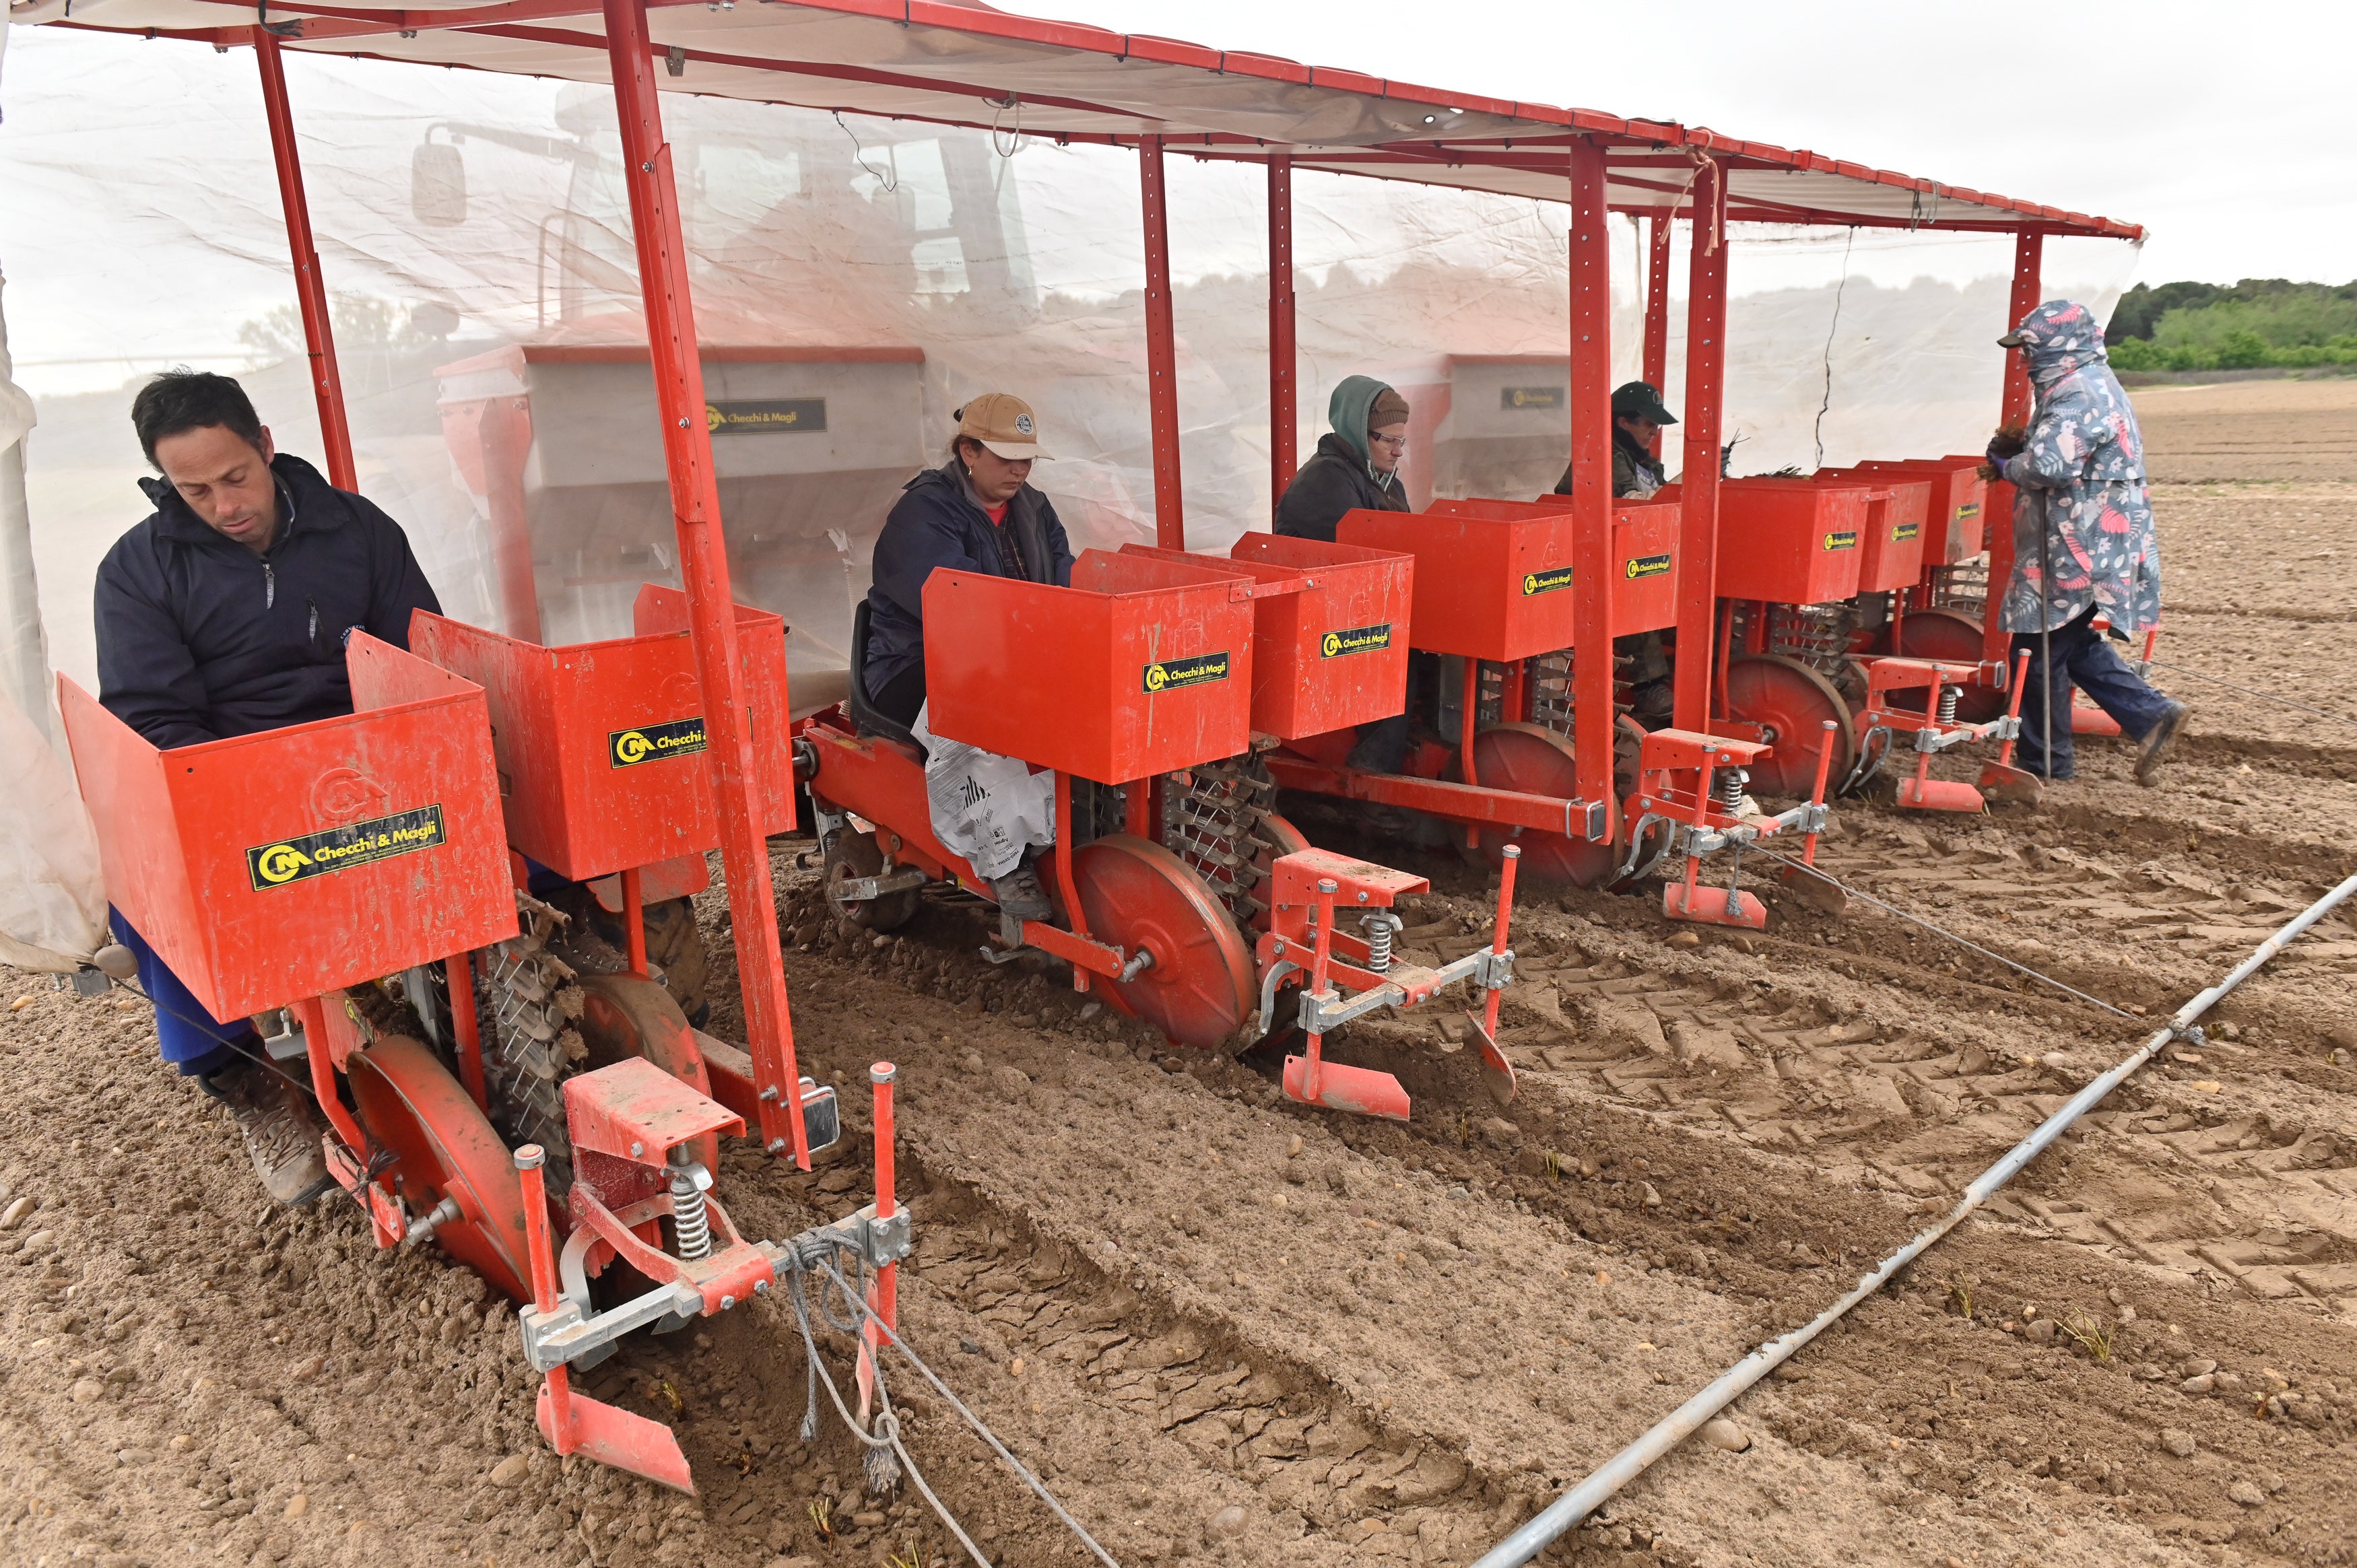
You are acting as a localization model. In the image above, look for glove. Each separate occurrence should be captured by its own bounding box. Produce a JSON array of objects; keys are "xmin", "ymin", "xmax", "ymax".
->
[{"xmin": 1985, "ymin": 425, "xmax": 2027, "ymax": 468}]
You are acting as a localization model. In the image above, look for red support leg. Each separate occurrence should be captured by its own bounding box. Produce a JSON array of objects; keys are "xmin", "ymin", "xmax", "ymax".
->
[
  {"xmin": 1267, "ymin": 155, "xmax": 1297, "ymax": 518},
  {"xmin": 1983, "ymin": 230, "xmax": 2044, "ymax": 666},
  {"xmin": 1673, "ymin": 162, "xmax": 1728, "ymax": 734},
  {"xmin": 1565, "ymin": 141, "xmax": 1616, "ymax": 838},
  {"xmin": 1641, "ymin": 214, "xmax": 1673, "ymax": 456},
  {"xmin": 621, "ymin": 865, "xmax": 648, "ymax": 976},
  {"xmin": 448, "ymin": 949, "xmax": 487, "ymax": 1111},
  {"xmin": 1139, "ymin": 135, "xmax": 1185, "ymax": 549},
  {"xmin": 253, "ymin": 31, "xmax": 356, "ymax": 491},
  {"xmin": 601, "ymin": 0, "xmax": 810, "ymax": 1166}
]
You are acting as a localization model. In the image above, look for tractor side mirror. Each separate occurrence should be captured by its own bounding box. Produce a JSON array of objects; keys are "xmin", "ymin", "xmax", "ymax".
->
[{"xmin": 411, "ymin": 135, "xmax": 467, "ymax": 227}]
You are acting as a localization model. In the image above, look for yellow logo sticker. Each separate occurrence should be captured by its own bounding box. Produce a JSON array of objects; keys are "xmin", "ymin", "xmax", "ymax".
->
[
  {"xmin": 609, "ymin": 717, "xmax": 707, "ymax": 768},
  {"xmin": 1141, "ymin": 652, "xmax": 1230, "ymax": 693},
  {"xmin": 1623, "ymin": 553, "xmax": 1673, "ymax": 580},
  {"xmin": 1892, "ymin": 521, "xmax": 1920, "ymax": 541},
  {"xmin": 1319, "ymin": 625, "xmax": 1393, "ymax": 658},
  {"xmin": 1521, "ymin": 566, "xmax": 1576, "ymax": 596},
  {"xmin": 245, "ymin": 805, "xmax": 447, "ymax": 891},
  {"xmin": 1822, "ymin": 531, "xmax": 1858, "ymax": 551}
]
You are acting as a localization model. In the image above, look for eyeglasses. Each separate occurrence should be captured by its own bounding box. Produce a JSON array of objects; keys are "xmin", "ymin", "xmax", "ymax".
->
[{"xmin": 1369, "ymin": 434, "xmax": 1409, "ymax": 451}]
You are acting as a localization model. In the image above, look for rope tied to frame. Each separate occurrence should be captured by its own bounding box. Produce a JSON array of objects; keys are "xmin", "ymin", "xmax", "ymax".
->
[{"xmin": 836, "ymin": 111, "xmax": 898, "ymax": 192}]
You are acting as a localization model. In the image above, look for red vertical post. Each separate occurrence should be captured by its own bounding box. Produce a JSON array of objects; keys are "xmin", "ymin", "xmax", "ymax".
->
[
  {"xmin": 1641, "ymin": 214, "xmax": 1674, "ymax": 454},
  {"xmin": 1983, "ymin": 230, "xmax": 2044, "ymax": 664},
  {"xmin": 601, "ymin": 0, "xmax": 810, "ymax": 1165},
  {"xmin": 1139, "ymin": 136, "xmax": 1185, "ymax": 549},
  {"xmin": 621, "ymin": 865, "xmax": 648, "ymax": 976},
  {"xmin": 866, "ymin": 1062, "xmax": 898, "ymax": 1359},
  {"xmin": 1267, "ymin": 154, "xmax": 1298, "ymax": 517},
  {"xmin": 253, "ymin": 30, "xmax": 356, "ymax": 491},
  {"xmin": 1672, "ymin": 160, "xmax": 1729, "ymax": 733},
  {"xmin": 447, "ymin": 949, "xmax": 486, "ymax": 1111},
  {"xmin": 1564, "ymin": 140, "xmax": 1616, "ymax": 833}
]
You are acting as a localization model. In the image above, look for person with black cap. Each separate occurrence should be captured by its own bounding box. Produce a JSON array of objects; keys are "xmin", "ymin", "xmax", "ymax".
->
[
  {"xmin": 1554, "ymin": 380, "xmax": 1677, "ymax": 500},
  {"xmin": 1274, "ymin": 374, "xmax": 1412, "ymax": 542},
  {"xmin": 1555, "ymin": 380, "xmax": 1679, "ymax": 724}
]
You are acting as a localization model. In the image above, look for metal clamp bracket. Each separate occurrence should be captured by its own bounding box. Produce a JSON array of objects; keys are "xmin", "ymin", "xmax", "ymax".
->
[{"xmin": 828, "ymin": 866, "xmax": 926, "ymax": 904}]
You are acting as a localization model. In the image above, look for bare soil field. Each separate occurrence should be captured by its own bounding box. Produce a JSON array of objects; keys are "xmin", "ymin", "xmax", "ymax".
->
[{"xmin": 1, "ymin": 379, "xmax": 2352, "ymax": 1568}]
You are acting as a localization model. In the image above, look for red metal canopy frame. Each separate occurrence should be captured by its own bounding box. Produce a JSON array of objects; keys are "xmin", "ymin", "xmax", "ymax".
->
[{"xmin": 39, "ymin": 0, "xmax": 2129, "ymax": 1130}]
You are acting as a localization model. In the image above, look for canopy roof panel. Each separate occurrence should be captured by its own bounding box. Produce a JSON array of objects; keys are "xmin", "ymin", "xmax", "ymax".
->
[{"xmin": 18, "ymin": 0, "xmax": 2142, "ymax": 240}]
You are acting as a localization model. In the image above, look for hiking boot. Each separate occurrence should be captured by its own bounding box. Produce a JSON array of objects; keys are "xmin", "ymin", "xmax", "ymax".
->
[
  {"xmin": 2133, "ymin": 700, "xmax": 2188, "ymax": 786},
  {"xmin": 990, "ymin": 862, "xmax": 1054, "ymax": 922},
  {"xmin": 201, "ymin": 1055, "xmax": 335, "ymax": 1207}
]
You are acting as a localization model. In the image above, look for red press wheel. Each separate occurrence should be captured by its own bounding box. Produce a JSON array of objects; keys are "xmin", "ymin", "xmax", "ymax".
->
[
  {"xmin": 1070, "ymin": 834, "xmax": 1255, "ymax": 1052},
  {"xmin": 1451, "ymin": 718, "xmax": 1642, "ymax": 889},
  {"xmin": 1893, "ymin": 607, "xmax": 2005, "ymax": 722},
  {"xmin": 576, "ymin": 972, "xmax": 721, "ymax": 1175},
  {"xmin": 1719, "ymin": 654, "xmax": 1857, "ymax": 798},
  {"xmin": 347, "ymin": 1035, "xmax": 535, "ymax": 1302}
]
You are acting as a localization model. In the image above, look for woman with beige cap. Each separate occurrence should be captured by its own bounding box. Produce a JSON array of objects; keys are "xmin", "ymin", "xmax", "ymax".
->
[{"xmin": 861, "ymin": 393, "xmax": 1073, "ymax": 916}]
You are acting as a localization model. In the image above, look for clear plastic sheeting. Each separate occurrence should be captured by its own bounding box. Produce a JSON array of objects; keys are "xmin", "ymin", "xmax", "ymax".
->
[
  {"xmin": 0, "ymin": 29, "xmax": 2138, "ymax": 704},
  {"xmin": 0, "ymin": 677, "xmax": 106, "ymax": 972}
]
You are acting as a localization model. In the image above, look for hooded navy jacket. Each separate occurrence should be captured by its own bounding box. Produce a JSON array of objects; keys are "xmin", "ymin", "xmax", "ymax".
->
[
  {"xmin": 863, "ymin": 459, "xmax": 1074, "ymax": 698},
  {"xmin": 95, "ymin": 452, "xmax": 441, "ymax": 749}
]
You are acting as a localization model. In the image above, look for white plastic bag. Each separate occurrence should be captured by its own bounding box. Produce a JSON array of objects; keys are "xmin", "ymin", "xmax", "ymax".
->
[
  {"xmin": 0, "ymin": 681, "xmax": 107, "ymax": 972},
  {"xmin": 908, "ymin": 702, "xmax": 1055, "ymax": 883}
]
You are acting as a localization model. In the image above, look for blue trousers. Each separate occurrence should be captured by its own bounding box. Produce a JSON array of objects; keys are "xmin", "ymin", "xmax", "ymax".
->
[
  {"xmin": 2010, "ymin": 606, "xmax": 2174, "ymax": 781},
  {"xmin": 110, "ymin": 909, "xmax": 253, "ymax": 1079}
]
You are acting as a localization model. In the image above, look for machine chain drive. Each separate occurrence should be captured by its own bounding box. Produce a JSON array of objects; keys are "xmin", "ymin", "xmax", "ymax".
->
[
  {"xmin": 1161, "ymin": 753, "xmax": 1281, "ymax": 929},
  {"xmin": 473, "ymin": 893, "xmax": 591, "ymax": 1192},
  {"xmin": 1764, "ymin": 601, "xmax": 1864, "ymax": 704}
]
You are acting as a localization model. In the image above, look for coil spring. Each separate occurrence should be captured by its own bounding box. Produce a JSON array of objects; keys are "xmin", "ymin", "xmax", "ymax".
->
[
  {"xmin": 1713, "ymin": 765, "xmax": 1746, "ymax": 813},
  {"xmin": 1362, "ymin": 912, "xmax": 1398, "ymax": 973},
  {"xmin": 669, "ymin": 1164, "xmax": 712, "ymax": 1261},
  {"xmin": 1937, "ymin": 685, "xmax": 1960, "ymax": 724}
]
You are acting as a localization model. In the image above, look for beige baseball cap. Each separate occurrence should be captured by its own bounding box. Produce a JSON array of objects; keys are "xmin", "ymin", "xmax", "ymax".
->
[{"xmin": 955, "ymin": 393, "xmax": 1050, "ymax": 461}]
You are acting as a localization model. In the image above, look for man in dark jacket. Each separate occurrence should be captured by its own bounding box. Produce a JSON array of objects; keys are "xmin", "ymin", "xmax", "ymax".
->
[
  {"xmin": 96, "ymin": 370, "xmax": 441, "ymax": 1206},
  {"xmin": 1274, "ymin": 375, "xmax": 1412, "ymax": 543},
  {"xmin": 862, "ymin": 393, "xmax": 1073, "ymax": 917}
]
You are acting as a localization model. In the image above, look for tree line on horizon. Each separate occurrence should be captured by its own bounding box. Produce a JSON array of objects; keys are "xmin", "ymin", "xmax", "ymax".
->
[{"xmin": 2106, "ymin": 277, "xmax": 2357, "ymax": 372}]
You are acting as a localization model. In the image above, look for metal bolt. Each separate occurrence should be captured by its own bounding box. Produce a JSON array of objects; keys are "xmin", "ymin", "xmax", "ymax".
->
[
  {"xmin": 759, "ymin": 1085, "xmax": 780, "ymax": 1101},
  {"xmin": 766, "ymin": 1138, "xmax": 787, "ymax": 1154},
  {"xmin": 720, "ymin": 1294, "xmax": 736, "ymax": 1310},
  {"xmin": 754, "ymin": 1279, "xmax": 769, "ymax": 1295},
  {"xmin": 1356, "ymin": 891, "xmax": 1369, "ymax": 903},
  {"xmin": 676, "ymin": 416, "xmax": 690, "ymax": 429},
  {"xmin": 630, "ymin": 1140, "xmax": 644, "ymax": 1157}
]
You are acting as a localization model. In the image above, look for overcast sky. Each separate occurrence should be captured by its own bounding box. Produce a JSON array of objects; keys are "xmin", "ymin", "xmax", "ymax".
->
[{"xmin": 997, "ymin": 0, "xmax": 2357, "ymax": 288}]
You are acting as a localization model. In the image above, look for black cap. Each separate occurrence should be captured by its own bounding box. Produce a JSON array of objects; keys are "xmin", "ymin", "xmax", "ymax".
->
[{"xmin": 1612, "ymin": 381, "xmax": 1678, "ymax": 425}]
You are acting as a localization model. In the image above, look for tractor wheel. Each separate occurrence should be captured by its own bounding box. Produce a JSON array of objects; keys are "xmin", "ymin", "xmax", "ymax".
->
[
  {"xmin": 1892, "ymin": 607, "xmax": 2006, "ymax": 722},
  {"xmin": 1070, "ymin": 834, "xmax": 1255, "ymax": 1052},
  {"xmin": 1720, "ymin": 654, "xmax": 1858, "ymax": 798},
  {"xmin": 347, "ymin": 1035, "xmax": 535, "ymax": 1303},
  {"xmin": 824, "ymin": 829, "xmax": 920, "ymax": 933},
  {"xmin": 575, "ymin": 972, "xmax": 721, "ymax": 1175}
]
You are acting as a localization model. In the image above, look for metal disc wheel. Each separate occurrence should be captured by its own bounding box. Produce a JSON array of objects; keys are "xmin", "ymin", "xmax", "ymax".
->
[
  {"xmin": 576, "ymin": 972, "xmax": 721, "ymax": 1176},
  {"xmin": 1451, "ymin": 718, "xmax": 1644, "ymax": 889},
  {"xmin": 1894, "ymin": 607, "xmax": 2006, "ymax": 722},
  {"xmin": 347, "ymin": 1034, "xmax": 535, "ymax": 1303},
  {"xmin": 825, "ymin": 827, "xmax": 919, "ymax": 932},
  {"xmin": 1070, "ymin": 833, "xmax": 1255, "ymax": 1052},
  {"xmin": 1716, "ymin": 650, "xmax": 1857, "ymax": 796},
  {"xmin": 1720, "ymin": 654, "xmax": 1859, "ymax": 798}
]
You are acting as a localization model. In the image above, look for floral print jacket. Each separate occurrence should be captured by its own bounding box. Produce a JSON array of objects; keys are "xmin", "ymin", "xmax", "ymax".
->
[{"xmin": 1995, "ymin": 300, "xmax": 2162, "ymax": 634}]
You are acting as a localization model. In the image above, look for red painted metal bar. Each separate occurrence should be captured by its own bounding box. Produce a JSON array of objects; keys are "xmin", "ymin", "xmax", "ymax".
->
[
  {"xmin": 1640, "ymin": 214, "xmax": 1673, "ymax": 454},
  {"xmin": 1267, "ymin": 154, "xmax": 1298, "ymax": 518},
  {"xmin": 1481, "ymin": 846, "xmax": 1519, "ymax": 1041},
  {"xmin": 448, "ymin": 949, "xmax": 488, "ymax": 1111},
  {"xmin": 1139, "ymin": 135, "xmax": 1186, "ymax": 549},
  {"xmin": 601, "ymin": 0, "xmax": 810, "ymax": 1167},
  {"xmin": 864, "ymin": 1061, "xmax": 898, "ymax": 1388},
  {"xmin": 253, "ymin": 30, "xmax": 357, "ymax": 491},
  {"xmin": 1565, "ymin": 139, "xmax": 1616, "ymax": 830},
  {"xmin": 1672, "ymin": 158, "xmax": 1728, "ymax": 733},
  {"xmin": 622, "ymin": 865, "xmax": 648, "ymax": 976},
  {"xmin": 1983, "ymin": 230, "xmax": 2044, "ymax": 664}
]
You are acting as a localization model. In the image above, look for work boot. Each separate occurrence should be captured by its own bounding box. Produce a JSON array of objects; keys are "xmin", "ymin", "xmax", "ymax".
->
[
  {"xmin": 2133, "ymin": 700, "xmax": 2188, "ymax": 787},
  {"xmin": 991, "ymin": 862, "xmax": 1055, "ymax": 922},
  {"xmin": 201, "ymin": 1055, "xmax": 335, "ymax": 1207}
]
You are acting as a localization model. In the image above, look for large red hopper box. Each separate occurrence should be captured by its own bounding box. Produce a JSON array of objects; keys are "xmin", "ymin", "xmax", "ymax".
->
[{"xmin": 61, "ymin": 636, "xmax": 517, "ymax": 1023}]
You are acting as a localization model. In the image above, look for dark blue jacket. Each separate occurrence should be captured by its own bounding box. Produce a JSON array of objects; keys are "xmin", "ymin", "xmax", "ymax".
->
[
  {"xmin": 95, "ymin": 453, "xmax": 441, "ymax": 749},
  {"xmin": 863, "ymin": 461, "xmax": 1073, "ymax": 697}
]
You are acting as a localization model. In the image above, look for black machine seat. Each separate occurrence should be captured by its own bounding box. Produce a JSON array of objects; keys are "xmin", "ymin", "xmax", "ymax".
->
[{"xmin": 846, "ymin": 598, "xmax": 924, "ymax": 755}]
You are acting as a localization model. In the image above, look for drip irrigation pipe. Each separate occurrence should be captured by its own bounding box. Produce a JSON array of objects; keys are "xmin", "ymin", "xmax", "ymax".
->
[{"xmin": 1471, "ymin": 870, "xmax": 2357, "ymax": 1568}]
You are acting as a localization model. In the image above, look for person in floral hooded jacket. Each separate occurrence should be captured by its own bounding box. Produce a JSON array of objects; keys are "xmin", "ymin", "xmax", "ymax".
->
[{"xmin": 1991, "ymin": 299, "xmax": 2186, "ymax": 784}]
